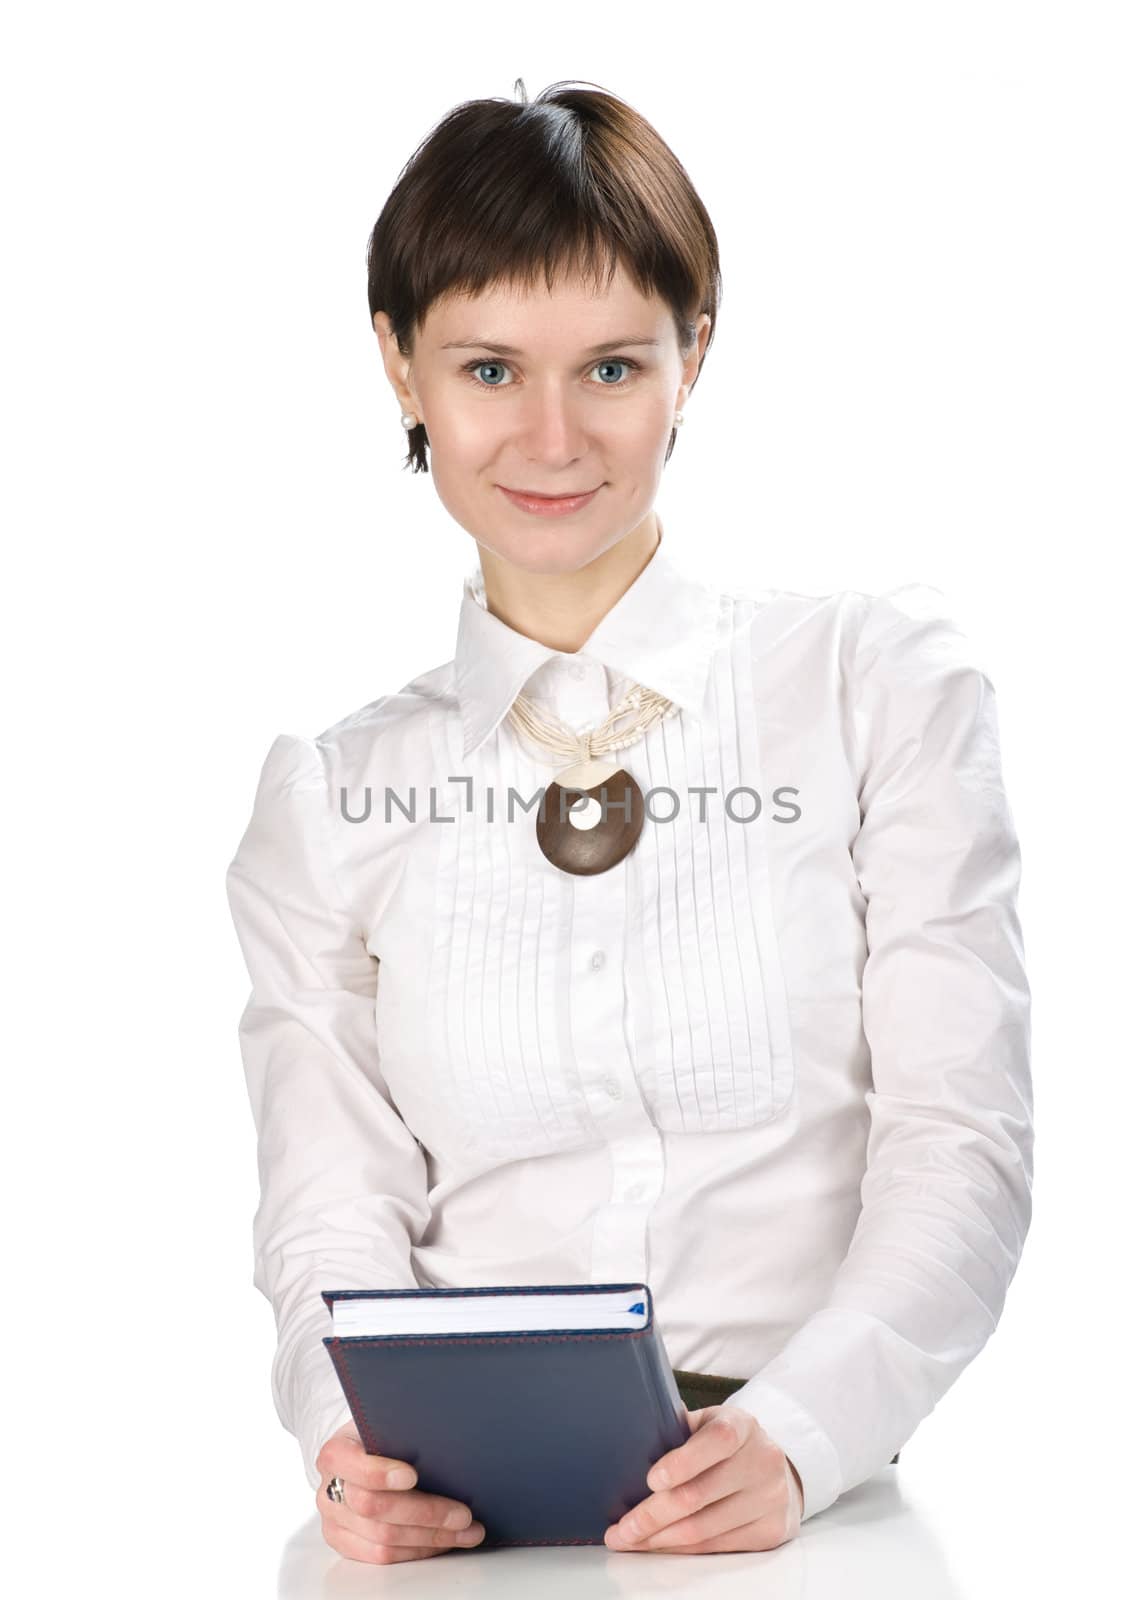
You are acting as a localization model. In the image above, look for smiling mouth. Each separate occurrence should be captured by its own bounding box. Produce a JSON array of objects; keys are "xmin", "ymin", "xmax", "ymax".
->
[{"xmin": 501, "ymin": 486, "xmax": 601, "ymax": 499}]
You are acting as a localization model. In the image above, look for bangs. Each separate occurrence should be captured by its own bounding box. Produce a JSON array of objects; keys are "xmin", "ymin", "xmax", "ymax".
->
[{"xmin": 367, "ymin": 80, "xmax": 721, "ymax": 469}]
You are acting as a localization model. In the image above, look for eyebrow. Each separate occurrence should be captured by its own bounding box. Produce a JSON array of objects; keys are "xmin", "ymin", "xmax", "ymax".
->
[{"xmin": 440, "ymin": 335, "xmax": 661, "ymax": 357}]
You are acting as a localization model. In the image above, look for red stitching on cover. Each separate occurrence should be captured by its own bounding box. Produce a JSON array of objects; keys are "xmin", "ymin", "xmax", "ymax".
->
[
  {"xmin": 489, "ymin": 1536, "xmax": 600, "ymax": 1546},
  {"xmin": 326, "ymin": 1320, "xmax": 669, "ymax": 1541},
  {"xmin": 326, "ymin": 1346, "xmax": 380, "ymax": 1453}
]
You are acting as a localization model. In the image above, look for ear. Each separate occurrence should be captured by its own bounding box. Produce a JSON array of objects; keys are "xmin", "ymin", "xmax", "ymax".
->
[
  {"xmin": 677, "ymin": 312, "xmax": 712, "ymax": 408},
  {"xmin": 372, "ymin": 311, "xmax": 421, "ymax": 420}
]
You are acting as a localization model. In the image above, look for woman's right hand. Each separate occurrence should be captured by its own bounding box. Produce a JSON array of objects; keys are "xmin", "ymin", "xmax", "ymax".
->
[{"xmin": 315, "ymin": 1420, "xmax": 486, "ymax": 1563}]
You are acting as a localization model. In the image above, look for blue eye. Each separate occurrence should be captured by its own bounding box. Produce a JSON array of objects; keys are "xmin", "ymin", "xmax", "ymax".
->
[
  {"xmin": 593, "ymin": 359, "xmax": 634, "ymax": 384},
  {"xmin": 460, "ymin": 356, "xmax": 642, "ymax": 390},
  {"xmin": 468, "ymin": 360, "xmax": 510, "ymax": 386}
]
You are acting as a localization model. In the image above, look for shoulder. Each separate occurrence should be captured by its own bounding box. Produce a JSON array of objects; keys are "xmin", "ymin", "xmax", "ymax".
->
[
  {"xmin": 851, "ymin": 583, "xmax": 994, "ymax": 703},
  {"xmin": 717, "ymin": 575, "xmax": 982, "ymax": 671},
  {"xmin": 242, "ymin": 657, "xmax": 457, "ymax": 814},
  {"xmin": 705, "ymin": 577, "xmax": 993, "ymax": 738},
  {"xmin": 844, "ymin": 584, "xmax": 1004, "ymax": 796},
  {"xmin": 709, "ymin": 574, "xmax": 876, "ymax": 667},
  {"xmin": 311, "ymin": 658, "xmax": 457, "ymax": 782}
]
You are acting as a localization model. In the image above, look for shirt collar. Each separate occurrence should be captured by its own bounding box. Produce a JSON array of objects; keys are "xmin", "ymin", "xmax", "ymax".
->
[{"xmin": 453, "ymin": 523, "xmax": 719, "ymax": 760}]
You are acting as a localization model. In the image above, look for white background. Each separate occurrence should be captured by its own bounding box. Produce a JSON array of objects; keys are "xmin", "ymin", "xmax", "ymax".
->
[{"xmin": 3, "ymin": 3, "xmax": 1130, "ymax": 1595}]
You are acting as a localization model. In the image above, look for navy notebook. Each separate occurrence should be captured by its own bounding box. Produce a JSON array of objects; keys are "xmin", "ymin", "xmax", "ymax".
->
[{"xmin": 321, "ymin": 1280, "xmax": 691, "ymax": 1548}]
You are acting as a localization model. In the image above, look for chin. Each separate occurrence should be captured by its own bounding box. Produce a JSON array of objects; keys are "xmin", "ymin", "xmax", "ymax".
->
[{"xmin": 482, "ymin": 538, "xmax": 615, "ymax": 577}]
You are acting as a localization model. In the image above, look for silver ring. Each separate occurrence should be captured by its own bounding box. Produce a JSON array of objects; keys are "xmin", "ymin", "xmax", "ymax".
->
[{"xmin": 326, "ymin": 1475, "xmax": 346, "ymax": 1504}]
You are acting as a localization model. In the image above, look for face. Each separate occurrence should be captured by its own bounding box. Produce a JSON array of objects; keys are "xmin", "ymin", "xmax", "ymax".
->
[{"xmin": 373, "ymin": 262, "xmax": 710, "ymax": 577}]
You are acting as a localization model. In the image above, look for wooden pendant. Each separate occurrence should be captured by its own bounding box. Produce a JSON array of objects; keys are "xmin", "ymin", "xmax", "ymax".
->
[{"xmin": 536, "ymin": 763, "xmax": 645, "ymax": 876}]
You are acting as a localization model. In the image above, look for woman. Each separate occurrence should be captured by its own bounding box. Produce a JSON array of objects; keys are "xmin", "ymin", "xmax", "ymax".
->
[{"xmin": 225, "ymin": 79, "xmax": 1033, "ymax": 1564}]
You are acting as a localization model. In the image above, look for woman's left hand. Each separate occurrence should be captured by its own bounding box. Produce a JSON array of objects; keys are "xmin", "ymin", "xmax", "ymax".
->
[{"xmin": 604, "ymin": 1405, "xmax": 803, "ymax": 1554}]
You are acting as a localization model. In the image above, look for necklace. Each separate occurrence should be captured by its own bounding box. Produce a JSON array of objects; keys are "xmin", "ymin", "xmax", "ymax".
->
[{"xmin": 507, "ymin": 682, "xmax": 679, "ymax": 875}]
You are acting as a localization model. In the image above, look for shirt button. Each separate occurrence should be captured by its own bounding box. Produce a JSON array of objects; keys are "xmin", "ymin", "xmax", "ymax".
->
[
  {"xmin": 569, "ymin": 662, "xmax": 585, "ymax": 680},
  {"xmin": 590, "ymin": 950, "xmax": 606, "ymax": 970},
  {"xmin": 603, "ymin": 1076, "xmax": 622, "ymax": 1100},
  {"xmin": 625, "ymin": 1182, "xmax": 645, "ymax": 1201}
]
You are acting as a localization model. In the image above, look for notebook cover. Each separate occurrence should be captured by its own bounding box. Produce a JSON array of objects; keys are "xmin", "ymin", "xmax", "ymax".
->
[{"xmin": 321, "ymin": 1281, "xmax": 691, "ymax": 1548}]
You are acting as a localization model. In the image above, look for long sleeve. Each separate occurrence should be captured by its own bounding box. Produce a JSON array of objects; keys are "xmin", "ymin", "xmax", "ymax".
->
[
  {"xmin": 225, "ymin": 732, "xmax": 431, "ymax": 1490},
  {"xmin": 724, "ymin": 586, "xmax": 1034, "ymax": 1520}
]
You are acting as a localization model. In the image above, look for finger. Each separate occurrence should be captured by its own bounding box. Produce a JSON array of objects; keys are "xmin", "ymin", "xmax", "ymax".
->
[
  {"xmin": 647, "ymin": 1408, "xmax": 744, "ymax": 1494},
  {"xmin": 328, "ymin": 1480, "xmax": 479, "ymax": 1534},
  {"xmin": 646, "ymin": 1414, "xmax": 742, "ymax": 1497},
  {"xmin": 318, "ymin": 1438, "xmax": 419, "ymax": 1495},
  {"xmin": 321, "ymin": 1488, "xmax": 485, "ymax": 1549},
  {"xmin": 614, "ymin": 1413, "xmax": 745, "ymax": 1544},
  {"xmin": 635, "ymin": 1484, "xmax": 786, "ymax": 1551},
  {"xmin": 635, "ymin": 1511, "xmax": 795, "ymax": 1556},
  {"xmin": 321, "ymin": 1516, "xmax": 479, "ymax": 1564},
  {"xmin": 329, "ymin": 1506, "xmax": 485, "ymax": 1553}
]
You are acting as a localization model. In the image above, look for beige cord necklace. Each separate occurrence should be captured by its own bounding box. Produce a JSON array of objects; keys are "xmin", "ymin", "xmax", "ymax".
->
[{"xmin": 507, "ymin": 681, "xmax": 680, "ymax": 876}]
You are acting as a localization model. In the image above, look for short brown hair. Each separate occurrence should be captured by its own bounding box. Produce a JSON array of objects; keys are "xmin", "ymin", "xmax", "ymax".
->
[{"xmin": 367, "ymin": 78, "xmax": 722, "ymax": 473}]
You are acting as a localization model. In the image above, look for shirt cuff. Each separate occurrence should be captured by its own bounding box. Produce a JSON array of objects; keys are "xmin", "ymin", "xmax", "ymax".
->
[
  {"xmin": 723, "ymin": 1377, "xmax": 843, "ymax": 1521},
  {"xmin": 299, "ymin": 1393, "xmax": 356, "ymax": 1491}
]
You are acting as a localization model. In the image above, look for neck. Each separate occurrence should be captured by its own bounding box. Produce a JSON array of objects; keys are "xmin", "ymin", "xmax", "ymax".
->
[{"xmin": 476, "ymin": 513, "xmax": 661, "ymax": 652}]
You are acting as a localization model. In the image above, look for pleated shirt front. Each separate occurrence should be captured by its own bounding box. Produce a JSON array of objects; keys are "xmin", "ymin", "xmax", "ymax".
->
[{"xmin": 225, "ymin": 530, "xmax": 1033, "ymax": 1519}]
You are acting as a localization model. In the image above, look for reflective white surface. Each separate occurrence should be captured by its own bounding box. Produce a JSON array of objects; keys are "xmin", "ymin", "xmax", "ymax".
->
[
  {"xmin": 269, "ymin": 1448, "xmax": 1087, "ymax": 1599},
  {"xmin": 228, "ymin": 1321, "xmax": 1118, "ymax": 1600}
]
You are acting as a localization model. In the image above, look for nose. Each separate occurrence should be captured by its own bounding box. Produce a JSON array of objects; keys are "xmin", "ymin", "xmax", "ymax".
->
[{"xmin": 515, "ymin": 380, "xmax": 589, "ymax": 466}]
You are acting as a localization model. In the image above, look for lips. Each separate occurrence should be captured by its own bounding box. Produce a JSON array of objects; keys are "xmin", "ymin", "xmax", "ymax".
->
[
  {"xmin": 498, "ymin": 485, "xmax": 602, "ymax": 516},
  {"xmin": 503, "ymin": 487, "xmax": 600, "ymax": 499}
]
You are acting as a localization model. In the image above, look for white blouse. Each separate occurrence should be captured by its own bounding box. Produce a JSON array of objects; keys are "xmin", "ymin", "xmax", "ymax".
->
[{"xmin": 225, "ymin": 529, "xmax": 1033, "ymax": 1521}]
